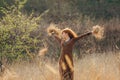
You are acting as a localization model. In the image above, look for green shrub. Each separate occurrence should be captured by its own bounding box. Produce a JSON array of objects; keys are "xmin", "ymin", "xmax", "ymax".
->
[{"xmin": 0, "ymin": 2, "xmax": 41, "ymax": 62}]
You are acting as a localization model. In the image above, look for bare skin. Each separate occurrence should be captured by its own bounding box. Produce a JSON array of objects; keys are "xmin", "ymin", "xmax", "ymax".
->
[{"xmin": 62, "ymin": 32, "xmax": 70, "ymax": 41}]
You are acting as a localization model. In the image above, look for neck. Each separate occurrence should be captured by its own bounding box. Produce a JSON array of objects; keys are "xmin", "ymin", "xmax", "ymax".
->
[{"xmin": 65, "ymin": 37, "xmax": 70, "ymax": 42}]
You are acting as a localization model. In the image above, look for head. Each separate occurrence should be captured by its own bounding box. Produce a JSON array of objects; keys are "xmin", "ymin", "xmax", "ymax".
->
[
  {"xmin": 62, "ymin": 31, "xmax": 69, "ymax": 40},
  {"xmin": 61, "ymin": 28, "xmax": 78, "ymax": 40}
]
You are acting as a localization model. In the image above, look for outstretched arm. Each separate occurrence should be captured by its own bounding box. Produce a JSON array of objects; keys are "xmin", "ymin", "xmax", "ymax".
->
[
  {"xmin": 72, "ymin": 31, "xmax": 92, "ymax": 42},
  {"xmin": 53, "ymin": 35, "xmax": 61, "ymax": 44}
]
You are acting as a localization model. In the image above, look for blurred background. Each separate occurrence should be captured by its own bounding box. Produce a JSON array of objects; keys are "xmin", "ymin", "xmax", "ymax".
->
[
  {"xmin": 0, "ymin": 0, "xmax": 120, "ymax": 63},
  {"xmin": 0, "ymin": 0, "xmax": 120, "ymax": 80}
]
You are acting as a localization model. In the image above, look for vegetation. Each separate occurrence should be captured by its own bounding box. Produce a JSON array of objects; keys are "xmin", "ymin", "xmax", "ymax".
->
[
  {"xmin": 0, "ymin": 1, "xmax": 42, "ymax": 62},
  {"xmin": 1, "ymin": 52, "xmax": 120, "ymax": 80},
  {"xmin": 0, "ymin": 0, "xmax": 120, "ymax": 19},
  {"xmin": 0, "ymin": 0, "xmax": 119, "ymax": 62},
  {"xmin": 0, "ymin": 0, "xmax": 119, "ymax": 80}
]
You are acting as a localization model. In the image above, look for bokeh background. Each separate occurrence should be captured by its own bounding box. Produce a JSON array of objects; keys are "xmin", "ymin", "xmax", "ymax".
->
[{"xmin": 0, "ymin": 0, "xmax": 120, "ymax": 80}]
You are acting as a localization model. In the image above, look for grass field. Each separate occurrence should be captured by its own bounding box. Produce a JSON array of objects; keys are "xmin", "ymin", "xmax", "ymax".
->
[{"xmin": 0, "ymin": 52, "xmax": 120, "ymax": 80}]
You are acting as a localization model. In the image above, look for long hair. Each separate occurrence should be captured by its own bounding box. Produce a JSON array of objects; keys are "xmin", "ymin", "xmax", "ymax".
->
[{"xmin": 62, "ymin": 28, "xmax": 78, "ymax": 39}]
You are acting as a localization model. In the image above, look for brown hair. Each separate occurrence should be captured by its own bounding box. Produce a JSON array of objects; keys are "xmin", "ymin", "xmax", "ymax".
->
[{"xmin": 62, "ymin": 28, "xmax": 78, "ymax": 39}]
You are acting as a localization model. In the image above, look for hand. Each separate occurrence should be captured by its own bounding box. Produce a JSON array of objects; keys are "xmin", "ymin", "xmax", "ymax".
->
[{"xmin": 51, "ymin": 31, "xmax": 55, "ymax": 35}]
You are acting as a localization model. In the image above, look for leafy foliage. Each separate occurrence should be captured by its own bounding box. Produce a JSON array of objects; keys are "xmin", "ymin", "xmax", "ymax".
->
[{"xmin": 0, "ymin": 1, "xmax": 41, "ymax": 62}]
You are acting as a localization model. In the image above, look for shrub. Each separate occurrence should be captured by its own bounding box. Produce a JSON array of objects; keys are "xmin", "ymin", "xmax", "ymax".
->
[{"xmin": 0, "ymin": 2, "xmax": 41, "ymax": 63}]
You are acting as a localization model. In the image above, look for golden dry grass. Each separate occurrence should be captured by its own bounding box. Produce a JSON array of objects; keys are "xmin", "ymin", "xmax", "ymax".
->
[
  {"xmin": 38, "ymin": 48, "xmax": 48, "ymax": 56},
  {"xmin": 0, "ymin": 52, "xmax": 120, "ymax": 80},
  {"xmin": 47, "ymin": 23, "xmax": 61, "ymax": 36},
  {"xmin": 92, "ymin": 25, "xmax": 104, "ymax": 40}
]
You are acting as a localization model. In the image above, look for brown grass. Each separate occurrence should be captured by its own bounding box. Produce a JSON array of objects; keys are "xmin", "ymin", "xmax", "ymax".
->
[
  {"xmin": 47, "ymin": 23, "xmax": 61, "ymax": 37},
  {"xmin": 0, "ymin": 52, "xmax": 120, "ymax": 80},
  {"xmin": 38, "ymin": 48, "xmax": 48, "ymax": 56},
  {"xmin": 92, "ymin": 25, "xmax": 104, "ymax": 40}
]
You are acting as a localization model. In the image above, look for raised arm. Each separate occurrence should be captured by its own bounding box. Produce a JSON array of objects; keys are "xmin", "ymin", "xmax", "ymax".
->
[
  {"xmin": 72, "ymin": 31, "xmax": 92, "ymax": 42},
  {"xmin": 53, "ymin": 35, "xmax": 61, "ymax": 44}
]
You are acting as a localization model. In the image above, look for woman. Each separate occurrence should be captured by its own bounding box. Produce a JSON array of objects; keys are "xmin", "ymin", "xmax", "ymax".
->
[{"xmin": 47, "ymin": 24, "xmax": 104, "ymax": 80}]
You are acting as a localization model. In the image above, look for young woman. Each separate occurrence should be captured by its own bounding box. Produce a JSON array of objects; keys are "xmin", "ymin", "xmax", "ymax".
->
[{"xmin": 47, "ymin": 25, "xmax": 104, "ymax": 80}]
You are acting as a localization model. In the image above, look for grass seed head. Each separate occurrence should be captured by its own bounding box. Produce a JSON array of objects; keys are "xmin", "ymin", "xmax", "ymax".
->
[{"xmin": 92, "ymin": 25, "xmax": 104, "ymax": 40}]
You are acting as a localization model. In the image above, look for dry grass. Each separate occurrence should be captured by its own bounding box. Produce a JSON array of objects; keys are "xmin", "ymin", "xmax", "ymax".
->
[
  {"xmin": 38, "ymin": 48, "xmax": 48, "ymax": 56},
  {"xmin": 0, "ymin": 52, "xmax": 120, "ymax": 80},
  {"xmin": 74, "ymin": 52, "xmax": 120, "ymax": 80},
  {"xmin": 92, "ymin": 25, "xmax": 104, "ymax": 40},
  {"xmin": 47, "ymin": 23, "xmax": 61, "ymax": 37}
]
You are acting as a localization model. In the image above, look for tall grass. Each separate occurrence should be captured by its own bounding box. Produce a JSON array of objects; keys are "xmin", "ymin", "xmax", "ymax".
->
[{"xmin": 1, "ymin": 52, "xmax": 120, "ymax": 80}]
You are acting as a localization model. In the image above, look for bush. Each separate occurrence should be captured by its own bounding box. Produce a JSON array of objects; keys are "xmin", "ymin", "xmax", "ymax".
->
[{"xmin": 0, "ymin": 3, "xmax": 41, "ymax": 63}]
